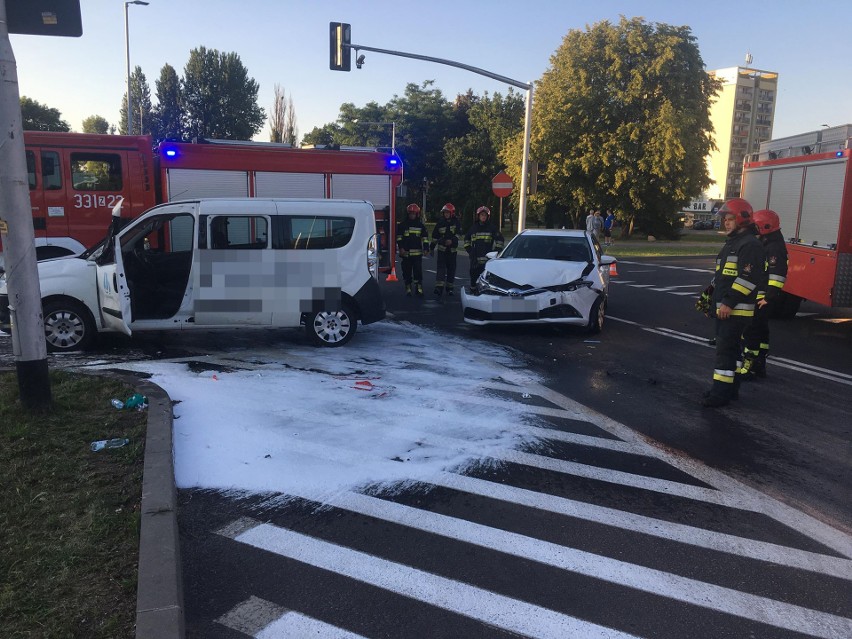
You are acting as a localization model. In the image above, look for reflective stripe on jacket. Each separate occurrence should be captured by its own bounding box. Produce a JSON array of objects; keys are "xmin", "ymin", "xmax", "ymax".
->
[
  {"xmin": 712, "ymin": 229, "xmax": 765, "ymax": 317},
  {"xmin": 396, "ymin": 218, "xmax": 429, "ymax": 256}
]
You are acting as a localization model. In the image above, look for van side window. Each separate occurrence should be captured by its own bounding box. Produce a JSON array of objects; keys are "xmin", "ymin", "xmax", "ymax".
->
[
  {"xmin": 26, "ymin": 151, "xmax": 36, "ymax": 189},
  {"xmin": 287, "ymin": 216, "xmax": 355, "ymax": 249},
  {"xmin": 209, "ymin": 215, "xmax": 268, "ymax": 250},
  {"xmin": 70, "ymin": 152, "xmax": 122, "ymax": 191},
  {"xmin": 42, "ymin": 151, "xmax": 62, "ymax": 190}
]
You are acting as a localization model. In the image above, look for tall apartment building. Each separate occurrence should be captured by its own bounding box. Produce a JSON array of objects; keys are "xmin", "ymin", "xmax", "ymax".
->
[{"xmin": 705, "ymin": 66, "xmax": 779, "ymax": 201}]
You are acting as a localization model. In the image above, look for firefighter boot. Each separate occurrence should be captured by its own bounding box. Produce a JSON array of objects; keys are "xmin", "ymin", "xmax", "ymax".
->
[
  {"xmin": 752, "ymin": 353, "xmax": 767, "ymax": 378},
  {"xmin": 405, "ymin": 284, "xmax": 412, "ymax": 297},
  {"xmin": 415, "ymin": 283, "xmax": 424, "ymax": 297},
  {"xmin": 434, "ymin": 283, "xmax": 443, "ymax": 296},
  {"xmin": 702, "ymin": 381, "xmax": 736, "ymax": 408},
  {"xmin": 447, "ymin": 285, "xmax": 455, "ymax": 297},
  {"xmin": 740, "ymin": 356, "xmax": 758, "ymax": 382}
]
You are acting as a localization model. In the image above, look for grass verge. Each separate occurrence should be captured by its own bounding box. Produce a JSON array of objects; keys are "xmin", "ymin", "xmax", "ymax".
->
[
  {"xmin": 603, "ymin": 243, "xmax": 721, "ymax": 258},
  {"xmin": 0, "ymin": 370, "xmax": 147, "ymax": 638}
]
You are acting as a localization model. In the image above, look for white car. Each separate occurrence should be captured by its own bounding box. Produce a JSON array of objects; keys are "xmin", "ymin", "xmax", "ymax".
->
[{"xmin": 460, "ymin": 229, "xmax": 616, "ymax": 333}]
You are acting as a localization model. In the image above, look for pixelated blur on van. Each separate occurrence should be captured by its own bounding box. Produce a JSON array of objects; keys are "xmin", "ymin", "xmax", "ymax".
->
[{"xmin": 0, "ymin": 198, "xmax": 385, "ymax": 351}]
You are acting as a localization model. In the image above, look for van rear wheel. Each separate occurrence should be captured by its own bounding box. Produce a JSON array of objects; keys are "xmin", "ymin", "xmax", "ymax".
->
[
  {"xmin": 43, "ymin": 298, "xmax": 95, "ymax": 352},
  {"xmin": 306, "ymin": 303, "xmax": 357, "ymax": 347}
]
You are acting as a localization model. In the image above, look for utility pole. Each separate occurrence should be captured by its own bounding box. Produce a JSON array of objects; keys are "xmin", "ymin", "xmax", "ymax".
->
[
  {"xmin": 0, "ymin": 0, "xmax": 82, "ymax": 410},
  {"xmin": 0, "ymin": 2, "xmax": 50, "ymax": 409}
]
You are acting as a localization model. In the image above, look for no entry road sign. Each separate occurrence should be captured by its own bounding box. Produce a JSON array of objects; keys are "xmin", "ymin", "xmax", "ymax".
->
[{"xmin": 492, "ymin": 171, "xmax": 513, "ymax": 198}]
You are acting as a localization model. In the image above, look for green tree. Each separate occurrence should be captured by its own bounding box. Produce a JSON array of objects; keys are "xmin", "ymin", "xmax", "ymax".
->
[
  {"xmin": 443, "ymin": 89, "xmax": 525, "ymax": 226},
  {"xmin": 269, "ymin": 84, "xmax": 298, "ymax": 145},
  {"xmin": 301, "ymin": 123, "xmax": 340, "ymax": 146},
  {"xmin": 182, "ymin": 47, "xmax": 265, "ymax": 140},
  {"xmin": 119, "ymin": 66, "xmax": 153, "ymax": 135},
  {"xmin": 20, "ymin": 97, "xmax": 70, "ymax": 132},
  {"xmin": 152, "ymin": 63, "xmax": 184, "ymax": 142},
  {"xmin": 519, "ymin": 17, "xmax": 718, "ymax": 237},
  {"xmin": 81, "ymin": 115, "xmax": 110, "ymax": 134}
]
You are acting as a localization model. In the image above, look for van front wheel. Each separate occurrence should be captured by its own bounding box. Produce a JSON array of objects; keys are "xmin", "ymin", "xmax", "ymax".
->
[
  {"xmin": 306, "ymin": 303, "xmax": 357, "ymax": 347},
  {"xmin": 43, "ymin": 298, "xmax": 96, "ymax": 352}
]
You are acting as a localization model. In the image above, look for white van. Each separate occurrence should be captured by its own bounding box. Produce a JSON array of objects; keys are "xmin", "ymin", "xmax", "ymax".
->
[{"xmin": 0, "ymin": 198, "xmax": 385, "ymax": 351}]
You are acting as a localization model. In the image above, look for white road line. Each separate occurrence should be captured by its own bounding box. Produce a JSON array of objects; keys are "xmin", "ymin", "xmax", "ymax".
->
[
  {"xmin": 258, "ymin": 611, "xmax": 369, "ymax": 639},
  {"xmin": 627, "ymin": 284, "xmax": 657, "ymax": 288},
  {"xmin": 227, "ymin": 519, "xmax": 642, "ymax": 639},
  {"xmin": 618, "ymin": 261, "xmax": 712, "ymax": 274},
  {"xmin": 609, "ymin": 316, "xmax": 852, "ymax": 386},
  {"xmin": 218, "ymin": 439, "xmax": 852, "ymax": 577},
  {"xmin": 482, "ymin": 378, "xmax": 852, "ymax": 558},
  {"xmin": 425, "ymin": 471, "xmax": 852, "ymax": 579},
  {"xmin": 217, "ymin": 596, "xmax": 369, "ymax": 639},
  {"xmin": 229, "ymin": 517, "xmax": 852, "ymax": 639}
]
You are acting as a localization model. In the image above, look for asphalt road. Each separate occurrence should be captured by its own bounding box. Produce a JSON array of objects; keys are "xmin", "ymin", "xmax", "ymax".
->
[
  {"xmin": 391, "ymin": 254, "xmax": 852, "ymax": 533},
  {"xmin": 2, "ymin": 253, "xmax": 850, "ymax": 638}
]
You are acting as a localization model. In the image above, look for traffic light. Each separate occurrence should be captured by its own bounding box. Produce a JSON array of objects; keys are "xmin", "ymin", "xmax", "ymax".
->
[
  {"xmin": 329, "ymin": 22, "xmax": 351, "ymax": 71},
  {"xmin": 528, "ymin": 161, "xmax": 539, "ymax": 195}
]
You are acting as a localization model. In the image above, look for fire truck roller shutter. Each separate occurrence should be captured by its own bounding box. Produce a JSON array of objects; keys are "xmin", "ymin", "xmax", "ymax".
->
[
  {"xmin": 799, "ymin": 161, "xmax": 846, "ymax": 248},
  {"xmin": 330, "ymin": 174, "xmax": 392, "ymax": 208},
  {"xmin": 166, "ymin": 169, "xmax": 249, "ymax": 201},
  {"xmin": 255, "ymin": 172, "xmax": 325, "ymax": 198},
  {"xmin": 767, "ymin": 166, "xmax": 805, "ymax": 241}
]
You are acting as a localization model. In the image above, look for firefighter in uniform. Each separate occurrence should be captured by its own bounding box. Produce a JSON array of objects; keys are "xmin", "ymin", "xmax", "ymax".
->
[
  {"xmin": 741, "ymin": 209, "xmax": 788, "ymax": 380},
  {"xmin": 430, "ymin": 202, "xmax": 461, "ymax": 296},
  {"xmin": 396, "ymin": 203, "xmax": 429, "ymax": 296},
  {"xmin": 464, "ymin": 206, "xmax": 504, "ymax": 289},
  {"xmin": 703, "ymin": 198, "xmax": 766, "ymax": 408}
]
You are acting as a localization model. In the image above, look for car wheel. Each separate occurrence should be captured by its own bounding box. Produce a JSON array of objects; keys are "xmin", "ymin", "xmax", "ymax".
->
[
  {"xmin": 305, "ymin": 302, "xmax": 357, "ymax": 347},
  {"xmin": 42, "ymin": 298, "xmax": 96, "ymax": 352},
  {"xmin": 587, "ymin": 296, "xmax": 605, "ymax": 334}
]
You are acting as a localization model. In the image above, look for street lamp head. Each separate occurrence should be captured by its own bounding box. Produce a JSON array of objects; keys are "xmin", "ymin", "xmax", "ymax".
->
[{"xmin": 127, "ymin": 1, "xmax": 149, "ymax": 5}]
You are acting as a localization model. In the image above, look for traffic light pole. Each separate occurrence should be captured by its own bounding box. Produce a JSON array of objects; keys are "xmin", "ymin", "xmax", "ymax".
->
[
  {"xmin": 339, "ymin": 36, "xmax": 534, "ymax": 232},
  {"xmin": 0, "ymin": 2, "xmax": 51, "ymax": 410}
]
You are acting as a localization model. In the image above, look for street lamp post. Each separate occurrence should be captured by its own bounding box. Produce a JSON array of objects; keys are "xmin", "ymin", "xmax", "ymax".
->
[{"xmin": 124, "ymin": 1, "xmax": 149, "ymax": 135}]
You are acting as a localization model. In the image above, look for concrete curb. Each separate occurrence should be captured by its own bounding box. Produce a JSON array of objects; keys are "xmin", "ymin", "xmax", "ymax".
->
[{"xmin": 94, "ymin": 370, "xmax": 185, "ymax": 638}]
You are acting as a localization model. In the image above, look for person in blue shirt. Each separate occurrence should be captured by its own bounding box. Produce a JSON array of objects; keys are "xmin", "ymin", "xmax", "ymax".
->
[{"xmin": 603, "ymin": 211, "xmax": 615, "ymax": 246}]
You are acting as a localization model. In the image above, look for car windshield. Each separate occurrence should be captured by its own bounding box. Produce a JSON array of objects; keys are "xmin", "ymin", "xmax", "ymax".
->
[{"xmin": 500, "ymin": 235, "xmax": 592, "ymax": 262}]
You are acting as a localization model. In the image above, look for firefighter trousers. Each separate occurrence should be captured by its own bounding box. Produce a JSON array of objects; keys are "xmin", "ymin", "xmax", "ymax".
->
[
  {"xmin": 709, "ymin": 315, "xmax": 749, "ymax": 399},
  {"xmin": 401, "ymin": 254, "xmax": 423, "ymax": 286},
  {"xmin": 743, "ymin": 301, "xmax": 774, "ymax": 360},
  {"xmin": 435, "ymin": 251, "xmax": 457, "ymax": 291}
]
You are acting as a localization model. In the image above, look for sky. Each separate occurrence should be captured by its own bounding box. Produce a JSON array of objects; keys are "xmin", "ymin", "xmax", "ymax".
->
[
  {"xmin": 90, "ymin": 321, "xmax": 552, "ymax": 497},
  {"xmin": 10, "ymin": 1, "xmax": 852, "ymax": 143}
]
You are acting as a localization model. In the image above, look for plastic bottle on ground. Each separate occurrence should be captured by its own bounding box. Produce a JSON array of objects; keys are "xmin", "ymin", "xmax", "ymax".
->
[{"xmin": 90, "ymin": 438, "xmax": 130, "ymax": 452}]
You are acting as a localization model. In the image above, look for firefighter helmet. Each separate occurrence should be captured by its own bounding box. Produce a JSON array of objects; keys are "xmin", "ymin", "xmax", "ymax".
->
[
  {"xmin": 719, "ymin": 198, "xmax": 754, "ymax": 228},
  {"xmin": 476, "ymin": 206, "xmax": 491, "ymax": 218},
  {"xmin": 752, "ymin": 209, "xmax": 780, "ymax": 235},
  {"xmin": 441, "ymin": 203, "xmax": 455, "ymax": 214},
  {"xmin": 406, "ymin": 203, "xmax": 421, "ymax": 216}
]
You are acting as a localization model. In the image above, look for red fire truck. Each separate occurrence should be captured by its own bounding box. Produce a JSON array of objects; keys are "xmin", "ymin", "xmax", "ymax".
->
[
  {"xmin": 740, "ymin": 125, "xmax": 852, "ymax": 315},
  {"xmin": 16, "ymin": 131, "xmax": 403, "ymax": 270}
]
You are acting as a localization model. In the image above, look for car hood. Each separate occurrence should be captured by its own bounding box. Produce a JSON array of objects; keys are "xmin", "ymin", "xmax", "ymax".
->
[{"xmin": 485, "ymin": 258, "xmax": 590, "ymax": 287}]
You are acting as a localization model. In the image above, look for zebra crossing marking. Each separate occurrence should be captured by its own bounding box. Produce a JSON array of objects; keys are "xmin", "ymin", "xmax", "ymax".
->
[{"xmin": 223, "ymin": 518, "xmax": 643, "ymax": 639}]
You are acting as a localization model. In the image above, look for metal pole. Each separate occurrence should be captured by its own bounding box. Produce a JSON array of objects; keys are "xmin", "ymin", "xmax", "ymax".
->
[
  {"xmin": 0, "ymin": 0, "xmax": 51, "ymax": 409},
  {"xmin": 125, "ymin": 2, "xmax": 131, "ymax": 134},
  {"xmin": 391, "ymin": 122, "xmax": 395, "ymax": 152},
  {"xmin": 517, "ymin": 84, "xmax": 533, "ymax": 233},
  {"xmin": 124, "ymin": 1, "xmax": 148, "ymax": 136}
]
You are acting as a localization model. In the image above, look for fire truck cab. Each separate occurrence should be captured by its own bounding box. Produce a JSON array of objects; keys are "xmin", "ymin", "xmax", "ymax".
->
[{"xmin": 23, "ymin": 131, "xmax": 157, "ymax": 259}]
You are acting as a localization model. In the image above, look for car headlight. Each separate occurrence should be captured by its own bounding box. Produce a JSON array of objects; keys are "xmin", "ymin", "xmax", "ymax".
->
[{"xmin": 544, "ymin": 278, "xmax": 593, "ymax": 293}]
